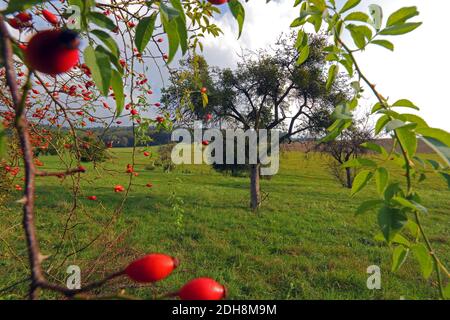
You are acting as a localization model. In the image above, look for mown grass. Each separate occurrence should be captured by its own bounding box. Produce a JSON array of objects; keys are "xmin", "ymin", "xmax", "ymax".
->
[{"xmin": 0, "ymin": 147, "xmax": 449, "ymax": 300}]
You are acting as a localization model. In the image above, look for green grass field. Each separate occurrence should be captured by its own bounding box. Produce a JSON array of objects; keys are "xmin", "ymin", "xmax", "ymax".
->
[{"xmin": 0, "ymin": 147, "xmax": 449, "ymax": 299}]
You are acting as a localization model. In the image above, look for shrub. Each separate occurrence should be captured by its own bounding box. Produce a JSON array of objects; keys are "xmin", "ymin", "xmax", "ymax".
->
[
  {"xmin": 155, "ymin": 143, "xmax": 176, "ymax": 172},
  {"xmin": 77, "ymin": 136, "xmax": 109, "ymax": 163}
]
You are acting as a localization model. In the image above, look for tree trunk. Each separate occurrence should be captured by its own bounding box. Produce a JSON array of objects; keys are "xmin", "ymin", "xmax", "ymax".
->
[
  {"xmin": 250, "ymin": 163, "xmax": 261, "ymax": 210},
  {"xmin": 345, "ymin": 167, "xmax": 352, "ymax": 189}
]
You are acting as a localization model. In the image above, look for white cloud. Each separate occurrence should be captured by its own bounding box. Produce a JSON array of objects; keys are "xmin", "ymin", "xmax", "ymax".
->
[{"xmin": 202, "ymin": 0, "xmax": 298, "ymax": 68}]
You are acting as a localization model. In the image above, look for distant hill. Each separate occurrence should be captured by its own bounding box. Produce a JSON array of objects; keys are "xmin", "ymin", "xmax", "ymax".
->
[
  {"xmin": 281, "ymin": 138, "xmax": 434, "ymax": 153},
  {"xmin": 88, "ymin": 126, "xmax": 172, "ymax": 148}
]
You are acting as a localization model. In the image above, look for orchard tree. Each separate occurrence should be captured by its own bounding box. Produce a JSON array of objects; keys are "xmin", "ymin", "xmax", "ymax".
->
[
  {"xmin": 0, "ymin": 0, "xmax": 244, "ymax": 300},
  {"xmin": 311, "ymin": 114, "xmax": 373, "ymax": 188},
  {"xmin": 214, "ymin": 33, "xmax": 348, "ymax": 210},
  {"xmin": 162, "ymin": 33, "xmax": 349, "ymax": 210},
  {"xmin": 161, "ymin": 55, "xmax": 218, "ymax": 127}
]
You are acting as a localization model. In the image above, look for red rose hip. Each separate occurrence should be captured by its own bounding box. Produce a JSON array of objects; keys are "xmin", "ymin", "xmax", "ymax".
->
[
  {"xmin": 178, "ymin": 277, "xmax": 226, "ymax": 300},
  {"xmin": 25, "ymin": 30, "xmax": 80, "ymax": 75},
  {"xmin": 125, "ymin": 254, "xmax": 179, "ymax": 283},
  {"xmin": 42, "ymin": 9, "xmax": 59, "ymax": 25},
  {"xmin": 16, "ymin": 12, "xmax": 32, "ymax": 23},
  {"xmin": 208, "ymin": 0, "xmax": 228, "ymax": 5}
]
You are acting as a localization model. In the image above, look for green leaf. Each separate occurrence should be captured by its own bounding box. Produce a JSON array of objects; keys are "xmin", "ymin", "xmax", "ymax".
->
[
  {"xmin": 375, "ymin": 167, "xmax": 389, "ymax": 195},
  {"xmin": 339, "ymin": 58, "xmax": 354, "ymax": 76},
  {"xmin": 347, "ymin": 25, "xmax": 367, "ymax": 49},
  {"xmin": 384, "ymin": 182, "xmax": 401, "ymax": 202},
  {"xmin": 345, "ymin": 12, "xmax": 369, "ymax": 22},
  {"xmin": 340, "ymin": 0, "xmax": 361, "ymax": 14},
  {"xmin": 228, "ymin": 0, "xmax": 245, "ymax": 39},
  {"xmin": 290, "ymin": 17, "xmax": 304, "ymax": 28},
  {"xmin": 89, "ymin": 12, "xmax": 117, "ymax": 31},
  {"xmin": 371, "ymin": 39, "xmax": 394, "ymax": 51},
  {"xmin": 320, "ymin": 127, "xmax": 341, "ymax": 143},
  {"xmin": 386, "ymin": 6, "xmax": 419, "ymax": 27},
  {"xmin": 68, "ymin": 0, "xmax": 94, "ymax": 31},
  {"xmin": 371, "ymin": 102, "xmax": 383, "ymax": 114},
  {"xmin": 356, "ymin": 199, "xmax": 384, "ymax": 215},
  {"xmin": 402, "ymin": 114, "xmax": 428, "ymax": 128},
  {"xmin": 295, "ymin": 30, "xmax": 307, "ymax": 49},
  {"xmin": 391, "ymin": 234, "xmax": 411, "ymax": 247},
  {"xmin": 377, "ymin": 206, "xmax": 407, "ymax": 242},
  {"xmin": 4, "ymin": 0, "xmax": 48, "ymax": 14},
  {"xmin": 396, "ymin": 126, "xmax": 417, "ymax": 158},
  {"xmin": 84, "ymin": 45, "xmax": 112, "ymax": 96},
  {"xmin": 309, "ymin": 0, "xmax": 326, "ymax": 11},
  {"xmin": 327, "ymin": 119, "xmax": 344, "ymax": 132},
  {"xmin": 202, "ymin": 92, "xmax": 209, "ymax": 108},
  {"xmin": 160, "ymin": 4, "xmax": 180, "ymax": 64},
  {"xmin": 175, "ymin": 16, "xmax": 188, "ymax": 55},
  {"xmin": 135, "ymin": 13, "xmax": 157, "ymax": 53},
  {"xmin": 385, "ymin": 119, "xmax": 406, "ymax": 131},
  {"xmin": 392, "ymin": 197, "xmax": 428, "ymax": 214},
  {"xmin": 368, "ymin": 4, "xmax": 383, "ymax": 30},
  {"xmin": 380, "ymin": 22, "xmax": 422, "ymax": 36},
  {"xmin": 170, "ymin": 0, "xmax": 188, "ymax": 54},
  {"xmin": 406, "ymin": 219, "xmax": 419, "ymax": 236},
  {"xmin": 416, "ymin": 128, "xmax": 450, "ymax": 147},
  {"xmin": 392, "ymin": 99, "xmax": 419, "ymax": 110},
  {"xmin": 351, "ymin": 170, "xmax": 373, "ymax": 196},
  {"xmin": 426, "ymin": 158, "xmax": 442, "ymax": 170},
  {"xmin": 326, "ymin": 65, "xmax": 338, "ymax": 91},
  {"xmin": 111, "ymin": 70, "xmax": 124, "ymax": 117},
  {"xmin": 375, "ymin": 114, "xmax": 389, "ymax": 135},
  {"xmin": 91, "ymin": 29, "xmax": 120, "ymax": 58},
  {"xmin": 331, "ymin": 104, "xmax": 353, "ymax": 120},
  {"xmin": 306, "ymin": 14, "xmax": 322, "ymax": 33},
  {"xmin": 296, "ymin": 44, "xmax": 310, "ymax": 65},
  {"xmin": 95, "ymin": 46, "xmax": 123, "ymax": 75},
  {"xmin": 159, "ymin": 2, "xmax": 180, "ymax": 19},
  {"xmin": 361, "ymin": 142, "xmax": 387, "ymax": 155},
  {"xmin": 392, "ymin": 246, "xmax": 409, "ymax": 272},
  {"xmin": 320, "ymin": 119, "xmax": 352, "ymax": 143},
  {"xmin": 420, "ymin": 137, "xmax": 450, "ymax": 167},
  {"xmin": 170, "ymin": 0, "xmax": 186, "ymax": 22},
  {"xmin": 411, "ymin": 244, "xmax": 433, "ymax": 279}
]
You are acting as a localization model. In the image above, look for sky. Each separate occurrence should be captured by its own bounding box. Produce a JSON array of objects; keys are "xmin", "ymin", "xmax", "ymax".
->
[
  {"xmin": 2, "ymin": 0, "xmax": 448, "ymax": 131},
  {"xmin": 198, "ymin": 0, "xmax": 450, "ymax": 131}
]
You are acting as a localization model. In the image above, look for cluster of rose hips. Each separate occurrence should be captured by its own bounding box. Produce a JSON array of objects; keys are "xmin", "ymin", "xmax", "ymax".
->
[
  {"xmin": 126, "ymin": 164, "xmax": 139, "ymax": 177},
  {"xmin": 8, "ymin": 9, "xmax": 59, "ymax": 30},
  {"xmin": 12, "ymin": 10, "xmax": 170, "ymax": 126},
  {"xmin": 7, "ymin": 12, "xmax": 32, "ymax": 30},
  {"xmin": 0, "ymin": 110, "xmax": 14, "ymax": 128},
  {"xmin": 123, "ymin": 254, "xmax": 226, "ymax": 300},
  {"xmin": 2, "ymin": 163, "xmax": 26, "ymax": 192},
  {"xmin": 4, "ymin": 165, "xmax": 20, "ymax": 176},
  {"xmin": 114, "ymin": 185, "xmax": 125, "ymax": 193}
]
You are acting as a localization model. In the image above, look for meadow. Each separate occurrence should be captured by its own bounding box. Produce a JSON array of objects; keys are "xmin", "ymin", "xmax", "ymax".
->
[{"xmin": 0, "ymin": 147, "xmax": 449, "ymax": 300}]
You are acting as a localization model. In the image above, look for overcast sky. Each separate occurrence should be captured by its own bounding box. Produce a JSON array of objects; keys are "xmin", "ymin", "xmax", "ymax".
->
[{"xmin": 198, "ymin": 0, "xmax": 449, "ymax": 131}]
